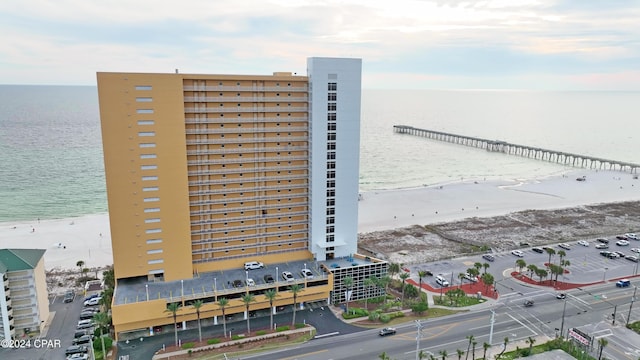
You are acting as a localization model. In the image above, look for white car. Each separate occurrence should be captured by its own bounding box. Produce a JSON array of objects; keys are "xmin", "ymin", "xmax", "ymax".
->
[
  {"xmin": 281, "ymin": 271, "xmax": 295, "ymax": 282},
  {"xmin": 83, "ymin": 297, "xmax": 101, "ymax": 306},
  {"xmin": 631, "ymin": 248, "xmax": 640, "ymax": 254},
  {"xmin": 464, "ymin": 273, "xmax": 478, "ymax": 282},
  {"xmin": 625, "ymin": 233, "xmax": 638, "ymax": 240},
  {"xmin": 245, "ymin": 278, "xmax": 255, "ymax": 287},
  {"xmin": 67, "ymin": 354, "xmax": 89, "ymax": 360},
  {"xmin": 300, "ymin": 268, "xmax": 314, "ymax": 279},
  {"xmin": 244, "ymin": 261, "xmax": 264, "ymax": 270},
  {"xmin": 577, "ymin": 240, "xmax": 589, "ymax": 247},
  {"xmin": 511, "ymin": 250, "xmax": 524, "ymax": 257},
  {"xmin": 616, "ymin": 240, "xmax": 630, "ymax": 246},
  {"xmin": 558, "ymin": 243, "xmax": 571, "ymax": 250}
]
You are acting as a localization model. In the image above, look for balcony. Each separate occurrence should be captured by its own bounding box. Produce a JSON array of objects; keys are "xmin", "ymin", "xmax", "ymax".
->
[
  {"xmin": 189, "ymin": 200, "xmax": 307, "ymax": 217},
  {"xmin": 189, "ymin": 182, "xmax": 307, "ymax": 197},
  {"xmin": 185, "ymin": 106, "xmax": 308, "ymax": 114},
  {"xmin": 185, "ymin": 125, "xmax": 308, "ymax": 135},
  {"xmin": 188, "ymin": 173, "xmax": 307, "ymax": 187},
  {"xmin": 185, "ymin": 116, "xmax": 308, "ymax": 124},
  {"xmin": 184, "ymin": 96, "xmax": 308, "ymax": 103},
  {"xmin": 187, "ymin": 154, "xmax": 308, "ymax": 167},
  {"xmin": 187, "ymin": 145, "xmax": 308, "ymax": 156},
  {"xmin": 183, "ymin": 85, "xmax": 308, "ymax": 92},
  {"xmin": 187, "ymin": 163, "xmax": 307, "ymax": 177}
]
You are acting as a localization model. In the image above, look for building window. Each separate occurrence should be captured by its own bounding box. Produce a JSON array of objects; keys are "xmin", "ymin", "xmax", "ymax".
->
[
  {"xmin": 327, "ymin": 198, "xmax": 335, "ymax": 206},
  {"xmin": 326, "ymin": 226, "xmax": 335, "ymax": 233},
  {"xmin": 142, "ymin": 176, "xmax": 158, "ymax": 181},
  {"xmin": 143, "ymin": 186, "xmax": 159, "ymax": 192},
  {"xmin": 327, "ymin": 113, "xmax": 336, "ymax": 121},
  {"xmin": 137, "ymin": 120, "xmax": 155, "ymax": 125},
  {"xmin": 327, "ymin": 180, "xmax": 335, "ymax": 188},
  {"xmin": 327, "ymin": 142, "xmax": 336, "ymax": 150},
  {"xmin": 146, "ymin": 228, "xmax": 162, "ymax": 234},
  {"xmin": 147, "ymin": 249, "xmax": 163, "ymax": 254},
  {"xmin": 327, "ymin": 189, "xmax": 335, "ymax": 197},
  {"xmin": 327, "ymin": 153, "xmax": 336, "ymax": 160},
  {"xmin": 144, "ymin": 208, "xmax": 160, "ymax": 213},
  {"xmin": 327, "ymin": 103, "xmax": 336, "ymax": 111},
  {"xmin": 327, "ymin": 162, "xmax": 335, "ymax": 169},
  {"xmin": 135, "ymin": 85, "xmax": 152, "ymax": 91},
  {"xmin": 328, "ymin": 83, "xmax": 337, "ymax": 91},
  {"xmin": 139, "ymin": 143, "xmax": 156, "ymax": 148},
  {"xmin": 326, "ymin": 235, "xmax": 335, "ymax": 243},
  {"xmin": 141, "ymin": 165, "xmax": 157, "ymax": 170},
  {"xmin": 145, "ymin": 218, "xmax": 161, "ymax": 223},
  {"xmin": 328, "ymin": 93, "xmax": 337, "ymax": 101},
  {"xmin": 136, "ymin": 97, "xmax": 153, "ymax": 102},
  {"xmin": 137, "ymin": 109, "xmax": 154, "ymax": 114},
  {"xmin": 138, "ymin": 132, "xmax": 155, "ymax": 137},
  {"xmin": 148, "ymin": 259, "xmax": 164, "ymax": 265},
  {"xmin": 327, "ymin": 133, "xmax": 336, "ymax": 141},
  {"xmin": 143, "ymin": 197, "xmax": 160, "ymax": 202},
  {"xmin": 326, "ymin": 217, "xmax": 335, "ymax": 224},
  {"xmin": 327, "ymin": 170, "xmax": 336, "ymax": 178},
  {"xmin": 326, "ymin": 207, "xmax": 335, "ymax": 215},
  {"xmin": 327, "ymin": 123, "xmax": 336, "ymax": 131},
  {"xmin": 146, "ymin": 239, "xmax": 162, "ymax": 244},
  {"xmin": 140, "ymin": 154, "xmax": 157, "ymax": 159}
]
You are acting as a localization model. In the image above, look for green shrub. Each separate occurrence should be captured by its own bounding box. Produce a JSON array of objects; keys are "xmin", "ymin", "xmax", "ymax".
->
[
  {"xmin": 93, "ymin": 336, "xmax": 113, "ymax": 351},
  {"xmin": 256, "ymin": 330, "xmax": 267, "ymax": 336},
  {"xmin": 181, "ymin": 342, "xmax": 195, "ymax": 349},
  {"xmin": 276, "ymin": 326, "xmax": 290, "ymax": 332},
  {"xmin": 295, "ymin": 323, "xmax": 305, "ymax": 329},
  {"xmin": 231, "ymin": 334, "xmax": 245, "ymax": 340},
  {"xmin": 379, "ymin": 314, "xmax": 390, "ymax": 323},
  {"xmin": 207, "ymin": 338, "xmax": 221, "ymax": 345}
]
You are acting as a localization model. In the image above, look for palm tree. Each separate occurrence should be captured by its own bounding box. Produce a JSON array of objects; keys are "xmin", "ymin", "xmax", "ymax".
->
[
  {"xmin": 526, "ymin": 264, "xmax": 538, "ymax": 279},
  {"xmin": 343, "ymin": 276, "xmax": 354, "ymax": 314},
  {"xmin": 439, "ymin": 349, "xmax": 448, "ymax": 359},
  {"xmin": 557, "ymin": 250, "xmax": 566, "ymax": 263},
  {"xmin": 93, "ymin": 312, "xmax": 111, "ymax": 358},
  {"xmin": 545, "ymin": 247, "xmax": 556, "ymax": 267},
  {"xmin": 515, "ymin": 259, "xmax": 526, "ymax": 273},
  {"xmin": 241, "ymin": 293, "xmax": 256, "ymax": 333},
  {"xmin": 526, "ymin": 336, "xmax": 536, "ymax": 354},
  {"xmin": 399, "ymin": 273, "xmax": 410, "ymax": 305},
  {"xmin": 456, "ymin": 349, "xmax": 464, "ymax": 359},
  {"xmin": 535, "ymin": 268, "xmax": 548, "ymax": 283},
  {"xmin": 418, "ymin": 270, "xmax": 428, "ymax": 291},
  {"xmin": 473, "ymin": 262, "xmax": 482, "ymax": 273},
  {"xmin": 264, "ymin": 289, "xmax": 278, "ymax": 330},
  {"xmin": 458, "ymin": 273, "xmax": 465, "ymax": 289},
  {"xmin": 419, "ymin": 350, "xmax": 428, "ymax": 359},
  {"xmin": 290, "ymin": 284, "xmax": 303, "ymax": 327},
  {"xmin": 471, "ymin": 341, "xmax": 477, "ymax": 359},
  {"xmin": 496, "ymin": 337, "xmax": 509, "ymax": 359},
  {"xmin": 482, "ymin": 263, "xmax": 490, "ymax": 274},
  {"xmin": 76, "ymin": 260, "xmax": 85, "ymax": 277},
  {"xmin": 164, "ymin": 302, "xmax": 181, "ymax": 346},
  {"xmin": 217, "ymin": 297, "xmax": 229, "ymax": 338},
  {"xmin": 192, "ymin": 300, "xmax": 204, "ymax": 342},
  {"xmin": 482, "ymin": 342, "xmax": 490, "ymax": 360},
  {"xmin": 379, "ymin": 352, "xmax": 390, "ymax": 360},
  {"xmin": 364, "ymin": 276, "xmax": 376, "ymax": 309},
  {"xmin": 597, "ymin": 337, "xmax": 608, "ymax": 360},
  {"xmin": 388, "ymin": 262, "xmax": 401, "ymax": 278},
  {"xmin": 380, "ymin": 275, "xmax": 392, "ymax": 296},
  {"xmin": 465, "ymin": 335, "xmax": 474, "ymax": 360}
]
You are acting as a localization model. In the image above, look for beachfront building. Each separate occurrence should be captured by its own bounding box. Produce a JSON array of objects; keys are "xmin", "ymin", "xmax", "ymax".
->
[
  {"xmin": 0, "ymin": 249, "xmax": 50, "ymax": 340},
  {"xmin": 98, "ymin": 57, "xmax": 387, "ymax": 339}
]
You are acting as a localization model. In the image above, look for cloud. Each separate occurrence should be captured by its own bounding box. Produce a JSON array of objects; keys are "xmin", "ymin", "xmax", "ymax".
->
[{"xmin": 0, "ymin": 0, "xmax": 639, "ymax": 89}]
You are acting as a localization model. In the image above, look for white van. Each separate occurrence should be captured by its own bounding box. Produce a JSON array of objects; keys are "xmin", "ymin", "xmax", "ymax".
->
[{"xmin": 435, "ymin": 275, "xmax": 449, "ymax": 287}]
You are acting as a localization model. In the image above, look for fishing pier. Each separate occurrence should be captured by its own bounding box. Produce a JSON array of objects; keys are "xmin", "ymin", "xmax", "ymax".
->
[{"xmin": 393, "ymin": 125, "xmax": 639, "ymax": 174}]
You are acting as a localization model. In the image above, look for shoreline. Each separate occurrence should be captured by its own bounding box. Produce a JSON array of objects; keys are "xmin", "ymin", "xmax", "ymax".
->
[{"xmin": 1, "ymin": 169, "xmax": 638, "ymax": 271}]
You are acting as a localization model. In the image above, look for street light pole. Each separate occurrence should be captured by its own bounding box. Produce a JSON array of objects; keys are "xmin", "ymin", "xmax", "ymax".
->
[
  {"xmin": 415, "ymin": 320, "xmax": 424, "ymax": 360},
  {"xmin": 560, "ymin": 296, "xmax": 568, "ymax": 337},
  {"xmin": 627, "ymin": 286, "xmax": 638, "ymax": 325}
]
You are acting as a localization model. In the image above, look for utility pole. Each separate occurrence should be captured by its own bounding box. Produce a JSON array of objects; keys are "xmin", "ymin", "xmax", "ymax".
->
[
  {"xmin": 560, "ymin": 296, "xmax": 568, "ymax": 337},
  {"xmin": 489, "ymin": 309, "xmax": 496, "ymax": 345},
  {"xmin": 627, "ymin": 286, "xmax": 638, "ymax": 325},
  {"xmin": 612, "ymin": 304, "xmax": 618, "ymax": 325},
  {"xmin": 416, "ymin": 320, "xmax": 424, "ymax": 360}
]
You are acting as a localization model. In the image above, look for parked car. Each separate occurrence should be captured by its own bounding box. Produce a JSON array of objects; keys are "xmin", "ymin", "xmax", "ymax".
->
[
  {"xmin": 300, "ymin": 268, "xmax": 314, "ymax": 279},
  {"xmin": 74, "ymin": 330, "xmax": 89, "ymax": 339},
  {"xmin": 232, "ymin": 279, "xmax": 243, "ymax": 288},
  {"xmin": 379, "ymin": 327, "xmax": 397, "ymax": 336},
  {"xmin": 482, "ymin": 254, "xmax": 495, "ymax": 262},
  {"xmin": 616, "ymin": 240, "xmax": 630, "ymax": 246},
  {"xmin": 625, "ymin": 233, "xmax": 638, "ymax": 240},
  {"xmin": 64, "ymin": 290, "xmax": 75, "ymax": 303},
  {"xmin": 626, "ymin": 256, "xmax": 639, "ymax": 263},
  {"xmin": 83, "ymin": 297, "xmax": 101, "ymax": 306},
  {"xmin": 577, "ymin": 240, "xmax": 589, "ymax": 247},
  {"xmin": 558, "ymin": 243, "xmax": 571, "ymax": 250},
  {"xmin": 282, "ymin": 271, "xmax": 295, "ymax": 282},
  {"xmin": 614, "ymin": 251, "xmax": 626, "ymax": 258},
  {"xmin": 556, "ymin": 293, "xmax": 566, "ymax": 299},
  {"xmin": 65, "ymin": 345, "xmax": 88, "ymax": 356},
  {"xmin": 524, "ymin": 299, "xmax": 534, "ymax": 307},
  {"xmin": 616, "ymin": 235, "xmax": 628, "ymax": 240},
  {"xmin": 244, "ymin": 261, "xmax": 264, "ymax": 270},
  {"xmin": 616, "ymin": 279, "xmax": 631, "ymax": 288},
  {"xmin": 595, "ymin": 243, "xmax": 609, "ymax": 249},
  {"xmin": 263, "ymin": 274, "xmax": 275, "ymax": 283},
  {"xmin": 532, "ymin": 247, "xmax": 544, "ymax": 254},
  {"xmin": 631, "ymin": 248, "xmax": 640, "ymax": 254},
  {"xmin": 599, "ymin": 251, "xmax": 611, "ymax": 257},
  {"xmin": 83, "ymin": 293, "xmax": 101, "ymax": 302},
  {"xmin": 245, "ymin": 278, "xmax": 255, "ymax": 287},
  {"xmin": 79, "ymin": 312, "xmax": 96, "ymax": 320},
  {"xmin": 72, "ymin": 335, "xmax": 93, "ymax": 345},
  {"xmin": 511, "ymin": 250, "xmax": 524, "ymax": 257},
  {"xmin": 76, "ymin": 322, "xmax": 94, "ymax": 330},
  {"xmin": 67, "ymin": 353, "xmax": 89, "ymax": 360},
  {"xmin": 597, "ymin": 238, "xmax": 610, "ymax": 244},
  {"xmin": 464, "ymin": 273, "xmax": 478, "ymax": 282}
]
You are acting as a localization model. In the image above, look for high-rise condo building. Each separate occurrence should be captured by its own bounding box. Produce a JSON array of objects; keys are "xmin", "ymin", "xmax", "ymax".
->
[{"xmin": 98, "ymin": 57, "xmax": 387, "ymax": 339}]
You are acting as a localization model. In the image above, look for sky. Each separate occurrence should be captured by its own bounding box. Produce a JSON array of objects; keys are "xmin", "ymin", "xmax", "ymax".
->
[{"xmin": 1, "ymin": 0, "xmax": 640, "ymax": 90}]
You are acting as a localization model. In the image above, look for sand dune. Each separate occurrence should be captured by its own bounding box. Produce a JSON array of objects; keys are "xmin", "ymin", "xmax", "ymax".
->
[{"xmin": 1, "ymin": 169, "xmax": 638, "ymax": 271}]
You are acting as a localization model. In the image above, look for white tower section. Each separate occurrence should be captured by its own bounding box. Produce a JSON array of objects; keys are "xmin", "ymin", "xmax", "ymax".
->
[{"xmin": 307, "ymin": 57, "xmax": 362, "ymax": 261}]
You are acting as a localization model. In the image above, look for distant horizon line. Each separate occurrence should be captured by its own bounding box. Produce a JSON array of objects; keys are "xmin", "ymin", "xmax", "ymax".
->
[{"xmin": 1, "ymin": 84, "xmax": 638, "ymax": 92}]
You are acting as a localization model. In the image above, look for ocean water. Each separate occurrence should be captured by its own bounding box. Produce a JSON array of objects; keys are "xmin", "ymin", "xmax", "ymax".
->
[{"xmin": 1, "ymin": 86, "xmax": 638, "ymax": 222}]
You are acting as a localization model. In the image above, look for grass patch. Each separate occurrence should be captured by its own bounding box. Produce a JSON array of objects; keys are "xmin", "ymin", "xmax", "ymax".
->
[{"xmin": 433, "ymin": 295, "xmax": 486, "ymax": 307}]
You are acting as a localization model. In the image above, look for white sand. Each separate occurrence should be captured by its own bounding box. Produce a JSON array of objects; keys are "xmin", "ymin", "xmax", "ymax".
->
[
  {"xmin": 1, "ymin": 170, "xmax": 638, "ymax": 271},
  {"xmin": 358, "ymin": 170, "xmax": 640, "ymax": 233}
]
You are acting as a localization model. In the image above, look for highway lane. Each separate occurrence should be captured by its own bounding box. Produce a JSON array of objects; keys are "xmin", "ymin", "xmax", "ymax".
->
[{"xmin": 246, "ymin": 280, "xmax": 640, "ymax": 360}]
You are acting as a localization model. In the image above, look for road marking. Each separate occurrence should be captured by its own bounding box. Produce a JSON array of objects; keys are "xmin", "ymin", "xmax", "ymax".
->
[
  {"xmin": 507, "ymin": 313, "xmax": 538, "ymax": 336},
  {"xmin": 279, "ymin": 349, "xmax": 328, "ymax": 360}
]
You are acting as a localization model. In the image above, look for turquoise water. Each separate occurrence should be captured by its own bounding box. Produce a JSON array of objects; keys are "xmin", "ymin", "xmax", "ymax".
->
[{"xmin": 1, "ymin": 85, "xmax": 638, "ymax": 222}]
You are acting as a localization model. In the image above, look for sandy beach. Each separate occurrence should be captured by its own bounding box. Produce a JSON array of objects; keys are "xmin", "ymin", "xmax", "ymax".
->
[{"xmin": 1, "ymin": 169, "xmax": 638, "ymax": 271}]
